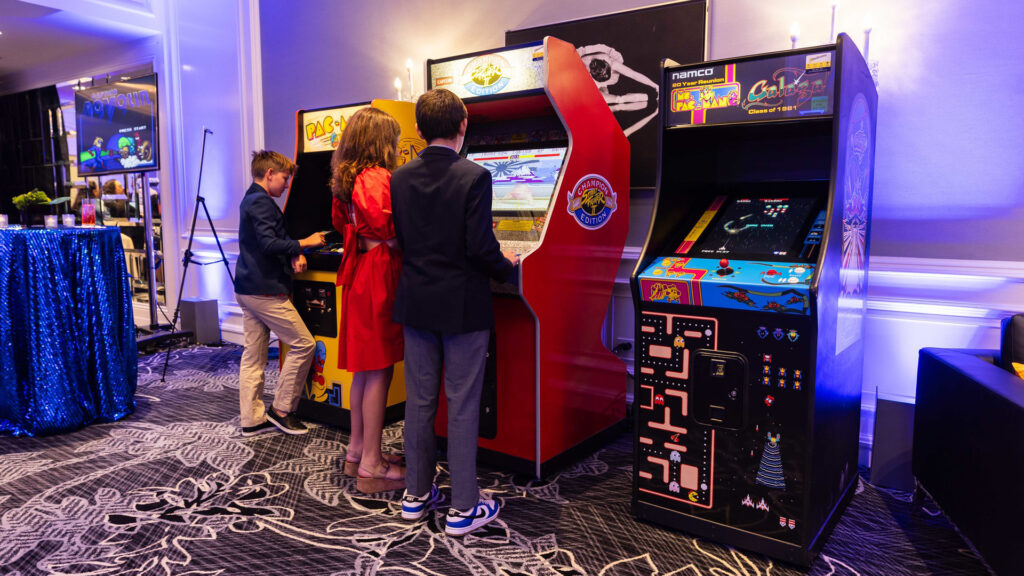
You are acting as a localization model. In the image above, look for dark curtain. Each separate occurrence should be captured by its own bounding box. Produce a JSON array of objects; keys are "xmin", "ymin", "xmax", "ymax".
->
[{"xmin": 0, "ymin": 85, "xmax": 67, "ymax": 215}]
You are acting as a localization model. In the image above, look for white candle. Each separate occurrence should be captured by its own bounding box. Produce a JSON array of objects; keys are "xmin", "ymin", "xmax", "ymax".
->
[
  {"xmin": 0, "ymin": 214, "xmax": 7, "ymax": 229},
  {"xmin": 790, "ymin": 21, "xmax": 800, "ymax": 49},
  {"xmin": 863, "ymin": 15, "xmax": 873, "ymax": 60},
  {"xmin": 394, "ymin": 77, "xmax": 403, "ymax": 101},
  {"xmin": 62, "ymin": 213, "xmax": 75, "ymax": 227},
  {"xmin": 830, "ymin": 0, "xmax": 839, "ymax": 42},
  {"xmin": 44, "ymin": 214, "xmax": 58, "ymax": 229},
  {"xmin": 406, "ymin": 59, "xmax": 414, "ymax": 99}
]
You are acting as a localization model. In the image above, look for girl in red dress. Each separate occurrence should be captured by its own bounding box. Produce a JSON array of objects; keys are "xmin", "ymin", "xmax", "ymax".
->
[{"xmin": 330, "ymin": 108, "xmax": 405, "ymax": 493}]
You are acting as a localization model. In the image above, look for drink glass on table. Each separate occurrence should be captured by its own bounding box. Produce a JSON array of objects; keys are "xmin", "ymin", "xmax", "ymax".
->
[{"xmin": 81, "ymin": 200, "xmax": 96, "ymax": 226}]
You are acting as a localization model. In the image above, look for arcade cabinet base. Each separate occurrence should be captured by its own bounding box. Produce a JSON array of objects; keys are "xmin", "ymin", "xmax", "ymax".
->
[
  {"xmin": 633, "ymin": 474, "xmax": 857, "ymax": 567},
  {"xmin": 298, "ymin": 398, "xmax": 406, "ymax": 432},
  {"xmin": 439, "ymin": 417, "xmax": 627, "ymax": 478}
]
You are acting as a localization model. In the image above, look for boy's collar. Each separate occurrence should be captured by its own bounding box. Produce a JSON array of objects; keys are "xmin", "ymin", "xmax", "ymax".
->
[{"xmin": 425, "ymin": 143, "xmax": 458, "ymax": 152}]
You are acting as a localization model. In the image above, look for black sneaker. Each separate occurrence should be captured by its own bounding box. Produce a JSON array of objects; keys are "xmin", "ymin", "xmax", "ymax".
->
[
  {"xmin": 266, "ymin": 409, "xmax": 308, "ymax": 435},
  {"xmin": 241, "ymin": 420, "xmax": 276, "ymax": 437}
]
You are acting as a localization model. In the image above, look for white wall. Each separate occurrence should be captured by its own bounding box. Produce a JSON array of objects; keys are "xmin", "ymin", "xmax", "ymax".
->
[
  {"xmin": 259, "ymin": 0, "xmax": 662, "ymax": 156},
  {"xmin": 157, "ymin": 0, "xmax": 263, "ymax": 339},
  {"xmin": 262, "ymin": 0, "xmax": 1024, "ymax": 262}
]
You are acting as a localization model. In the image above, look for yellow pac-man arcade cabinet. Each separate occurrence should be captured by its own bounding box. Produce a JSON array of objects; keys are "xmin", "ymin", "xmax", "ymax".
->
[{"xmin": 282, "ymin": 99, "xmax": 424, "ymax": 428}]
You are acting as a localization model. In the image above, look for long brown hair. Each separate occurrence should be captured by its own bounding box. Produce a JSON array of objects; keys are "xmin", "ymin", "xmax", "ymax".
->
[{"xmin": 330, "ymin": 107, "xmax": 401, "ymax": 202}]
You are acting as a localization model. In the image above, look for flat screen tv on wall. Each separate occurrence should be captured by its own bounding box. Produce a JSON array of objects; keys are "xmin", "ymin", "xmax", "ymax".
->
[{"xmin": 75, "ymin": 73, "xmax": 159, "ymax": 176}]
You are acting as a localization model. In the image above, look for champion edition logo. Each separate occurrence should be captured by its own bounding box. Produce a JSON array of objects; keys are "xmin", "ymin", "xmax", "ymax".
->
[
  {"xmin": 461, "ymin": 53, "xmax": 512, "ymax": 96},
  {"xmin": 567, "ymin": 174, "xmax": 617, "ymax": 229}
]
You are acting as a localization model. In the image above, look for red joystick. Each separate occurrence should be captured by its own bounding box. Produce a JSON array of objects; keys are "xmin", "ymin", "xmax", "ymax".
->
[{"xmin": 719, "ymin": 258, "xmax": 729, "ymax": 269}]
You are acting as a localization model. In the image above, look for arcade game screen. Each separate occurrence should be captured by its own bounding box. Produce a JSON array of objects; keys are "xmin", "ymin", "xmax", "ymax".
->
[
  {"xmin": 692, "ymin": 196, "xmax": 821, "ymax": 258},
  {"xmin": 466, "ymin": 146, "xmax": 567, "ymax": 212},
  {"xmin": 75, "ymin": 74, "xmax": 159, "ymax": 176}
]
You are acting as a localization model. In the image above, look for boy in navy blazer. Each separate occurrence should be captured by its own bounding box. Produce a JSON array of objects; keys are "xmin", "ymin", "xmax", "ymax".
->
[
  {"xmin": 234, "ymin": 151, "xmax": 325, "ymax": 437},
  {"xmin": 391, "ymin": 89, "xmax": 519, "ymax": 536}
]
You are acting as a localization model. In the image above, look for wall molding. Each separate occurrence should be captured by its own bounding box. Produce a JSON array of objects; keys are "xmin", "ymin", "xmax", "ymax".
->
[{"xmin": 866, "ymin": 255, "xmax": 1024, "ymax": 320}]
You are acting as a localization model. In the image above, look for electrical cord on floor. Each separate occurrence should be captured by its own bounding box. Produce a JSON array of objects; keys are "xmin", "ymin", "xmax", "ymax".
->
[{"xmin": 612, "ymin": 341, "xmax": 632, "ymax": 355}]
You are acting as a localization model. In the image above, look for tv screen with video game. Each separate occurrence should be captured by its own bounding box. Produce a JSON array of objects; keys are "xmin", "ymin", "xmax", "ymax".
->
[
  {"xmin": 75, "ymin": 73, "xmax": 159, "ymax": 176},
  {"xmin": 693, "ymin": 196, "xmax": 821, "ymax": 258},
  {"xmin": 466, "ymin": 146, "xmax": 567, "ymax": 212}
]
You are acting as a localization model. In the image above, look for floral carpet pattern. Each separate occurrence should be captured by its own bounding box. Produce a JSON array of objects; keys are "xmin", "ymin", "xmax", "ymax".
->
[{"xmin": 0, "ymin": 345, "xmax": 992, "ymax": 575}]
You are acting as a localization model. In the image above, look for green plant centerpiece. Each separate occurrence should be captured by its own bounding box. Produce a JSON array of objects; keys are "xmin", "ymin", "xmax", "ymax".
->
[{"xmin": 13, "ymin": 189, "xmax": 52, "ymax": 226}]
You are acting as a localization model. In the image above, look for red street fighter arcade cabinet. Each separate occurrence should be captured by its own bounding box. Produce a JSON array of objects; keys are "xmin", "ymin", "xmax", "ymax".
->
[
  {"xmin": 630, "ymin": 34, "xmax": 877, "ymax": 565},
  {"xmin": 426, "ymin": 37, "xmax": 630, "ymax": 477},
  {"xmin": 282, "ymin": 99, "xmax": 424, "ymax": 428}
]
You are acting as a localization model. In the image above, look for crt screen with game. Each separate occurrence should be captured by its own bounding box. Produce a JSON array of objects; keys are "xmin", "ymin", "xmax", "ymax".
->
[
  {"xmin": 466, "ymin": 147, "xmax": 567, "ymax": 212},
  {"xmin": 693, "ymin": 196, "xmax": 821, "ymax": 258}
]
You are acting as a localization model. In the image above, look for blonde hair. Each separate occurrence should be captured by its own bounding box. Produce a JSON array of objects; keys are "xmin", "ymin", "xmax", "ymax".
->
[
  {"xmin": 330, "ymin": 108, "xmax": 401, "ymax": 202},
  {"xmin": 251, "ymin": 150, "xmax": 295, "ymax": 180}
]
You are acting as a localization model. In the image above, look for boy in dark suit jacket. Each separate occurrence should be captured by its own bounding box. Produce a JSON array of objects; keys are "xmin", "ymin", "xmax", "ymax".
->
[
  {"xmin": 391, "ymin": 89, "xmax": 519, "ymax": 536},
  {"xmin": 234, "ymin": 151, "xmax": 326, "ymax": 437}
]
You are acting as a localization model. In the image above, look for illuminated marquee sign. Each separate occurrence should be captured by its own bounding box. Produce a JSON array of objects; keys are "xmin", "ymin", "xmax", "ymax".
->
[
  {"xmin": 429, "ymin": 44, "xmax": 546, "ymax": 100},
  {"xmin": 667, "ymin": 51, "xmax": 836, "ymax": 126},
  {"xmin": 301, "ymin": 104, "xmax": 367, "ymax": 153}
]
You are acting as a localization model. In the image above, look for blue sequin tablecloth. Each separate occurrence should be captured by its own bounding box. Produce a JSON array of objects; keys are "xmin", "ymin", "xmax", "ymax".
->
[{"xmin": 0, "ymin": 227, "xmax": 137, "ymax": 436}]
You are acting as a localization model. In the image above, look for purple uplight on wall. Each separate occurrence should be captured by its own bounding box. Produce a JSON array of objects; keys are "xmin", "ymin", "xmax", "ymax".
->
[{"xmin": 866, "ymin": 1, "xmax": 1024, "ymax": 260}]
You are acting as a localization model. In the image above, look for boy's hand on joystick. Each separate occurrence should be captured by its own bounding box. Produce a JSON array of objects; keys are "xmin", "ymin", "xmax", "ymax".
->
[
  {"xmin": 300, "ymin": 231, "xmax": 326, "ymax": 248},
  {"xmin": 502, "ymin": 249, "xmax": 521, "ymax": 266}
]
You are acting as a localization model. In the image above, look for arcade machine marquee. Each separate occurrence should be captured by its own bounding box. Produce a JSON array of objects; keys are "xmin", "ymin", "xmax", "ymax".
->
[
  {"xmin": 630, "ymin": 34, "xmax": 877, "ymax": 565},
  {"xmin": 282, "ymin": 100, "xmax": 424, "ymax": 429},
  {"xmin": 427, "ymin": 37, "xmax": 630, "ymax": 477}
]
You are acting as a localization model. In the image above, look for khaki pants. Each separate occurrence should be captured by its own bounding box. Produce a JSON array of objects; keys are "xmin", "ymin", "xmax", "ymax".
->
[{"xmin": 236, "ymin": 293, "xmax": 315, "ymax": 427}]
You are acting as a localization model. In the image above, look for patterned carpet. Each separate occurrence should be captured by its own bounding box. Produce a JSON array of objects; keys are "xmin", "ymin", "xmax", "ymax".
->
[{"xmin": 0, "ymin": 345, "xmax": 992, "ymax": 576}]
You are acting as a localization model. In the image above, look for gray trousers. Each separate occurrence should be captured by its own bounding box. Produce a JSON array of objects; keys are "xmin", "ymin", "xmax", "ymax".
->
[{"xmin": 403, "ymin": 326, "xmax": 489, "ymax": 511}]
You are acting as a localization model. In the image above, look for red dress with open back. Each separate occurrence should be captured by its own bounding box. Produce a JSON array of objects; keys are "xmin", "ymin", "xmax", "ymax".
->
[{"xmin": 332, "ymin": 166, "xmax": 403, "ymax": 372}]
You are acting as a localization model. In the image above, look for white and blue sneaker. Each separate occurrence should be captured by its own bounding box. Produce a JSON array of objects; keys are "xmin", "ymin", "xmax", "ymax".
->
[
  {"xmin": 401, "ymin": 484, "xmax": 442, "ymax": 520},
  {"xmin": 444, "ymin": 499, "xmax": 499, "ymax": 536}
]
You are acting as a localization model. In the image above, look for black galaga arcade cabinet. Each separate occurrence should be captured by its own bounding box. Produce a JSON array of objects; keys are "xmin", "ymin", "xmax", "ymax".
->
[{"xmin": 630, "ymin": 33, "xmax": 876, "ymax": 565}]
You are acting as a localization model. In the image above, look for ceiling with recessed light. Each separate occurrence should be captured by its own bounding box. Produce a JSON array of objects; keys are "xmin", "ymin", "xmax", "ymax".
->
[{"xmin": 0, "ymin": 0, "xmax": 157, "ymax": 89}]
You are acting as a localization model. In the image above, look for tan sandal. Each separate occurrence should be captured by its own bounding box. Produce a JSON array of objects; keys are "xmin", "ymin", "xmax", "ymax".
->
[
  {"xmin": 344, "ymin": 453, "xmax": 403, "ymax": 477},
  {"xmin": 356, "ymin": 461, "xmax": 406, "ymax": 494}
]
